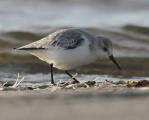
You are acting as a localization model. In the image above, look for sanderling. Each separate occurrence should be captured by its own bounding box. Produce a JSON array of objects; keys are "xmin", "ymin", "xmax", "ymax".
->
[{"xmin": 14, "ymin": 28, "xmax": 121, "ymax": 84}]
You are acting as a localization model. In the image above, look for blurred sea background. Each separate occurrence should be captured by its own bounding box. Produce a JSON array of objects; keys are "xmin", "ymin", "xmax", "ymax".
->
[{"xmin": 1, "ymin": 0, "xmax": 149, "ymax": 85}]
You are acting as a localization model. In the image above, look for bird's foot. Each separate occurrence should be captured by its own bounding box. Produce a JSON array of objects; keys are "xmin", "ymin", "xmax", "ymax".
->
[{"xmin": 71, "ymin": 79, "xmax": 80, "ymax": 84}]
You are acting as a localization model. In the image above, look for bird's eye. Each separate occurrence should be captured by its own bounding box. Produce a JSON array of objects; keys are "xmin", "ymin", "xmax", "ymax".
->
[{"xmin": 103, "ymin": 47, "xmax": 108, "ymax": 52}]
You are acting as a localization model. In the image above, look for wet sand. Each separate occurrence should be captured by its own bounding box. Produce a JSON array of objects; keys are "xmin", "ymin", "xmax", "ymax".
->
[{"xmin": 0, "ymin": 88, "xmax": 149, "ymax": 120}]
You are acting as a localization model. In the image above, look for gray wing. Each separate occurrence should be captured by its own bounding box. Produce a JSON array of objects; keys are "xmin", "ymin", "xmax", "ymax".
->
[
  {"xmin": 50, "ymin": 29, "xmax": 85, "ymax": 49},
  {"xmin": 16, "ymin": 29, "xmax": 85, "ymax": 50}
]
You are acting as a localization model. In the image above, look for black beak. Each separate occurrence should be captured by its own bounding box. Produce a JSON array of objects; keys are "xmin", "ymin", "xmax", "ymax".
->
[{"xmin": 109, "ymin": 55, "xmax": 121, "ymax": 70}]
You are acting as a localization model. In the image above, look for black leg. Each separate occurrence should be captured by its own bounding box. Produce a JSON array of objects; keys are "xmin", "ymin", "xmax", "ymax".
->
[
  {"xmin": 50, "ymin": 64, "xmax": 55, "ymax": 85},
  {"xmin": 65, "ymin": 70, "xmax": 79, "ymax": 83}
]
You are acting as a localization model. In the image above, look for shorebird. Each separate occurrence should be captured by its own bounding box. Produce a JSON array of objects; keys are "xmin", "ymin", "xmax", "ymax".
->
[{"xmin": 15, "ymin": 28, "xmax": 121, "ymax": 84}]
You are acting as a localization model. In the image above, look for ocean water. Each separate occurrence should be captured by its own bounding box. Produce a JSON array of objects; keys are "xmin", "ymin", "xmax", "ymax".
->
[
  {"xmin": 0, "ymin": 0, "xmax": 149, "ymax": 84},
  {"xmin": 1, "ymin": 0, "xmax": 149, "ymax": 30}
]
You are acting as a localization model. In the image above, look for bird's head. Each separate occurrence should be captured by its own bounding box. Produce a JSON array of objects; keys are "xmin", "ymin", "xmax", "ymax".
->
[{"xmin": 96, "ymin": 36, "xmax": 121, "ymax": 70}]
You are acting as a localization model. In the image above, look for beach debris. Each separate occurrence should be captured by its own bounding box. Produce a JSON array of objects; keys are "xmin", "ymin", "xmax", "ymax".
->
[
  {"xmin": 98, "ymin": 79, "xmax": 122, "ymax": 88},
  {"xmin": 85, "ymin": 81, "xmax": 96, "ymax": 87},
  {"xmin": 11, "ymin": 73, "xmax": 25, "ymax": 88},
  {"xmin": 116, "ymin": 80, "xmax": 126, "ymax": 85},
  {"xmin": 135, "ymin": 80, "xmax": 149, "ymax": 87},
  {"xmin": 3, "ymin": 81, "xmax": 15, "ymax": 87},
  {"xmin": 53, "ymin": 79, "xmax": 149, "ymax": 90},
  {"xmin": 1, "ymin": 72, "xmax": 149, "ymax": 91},
  {"xmin": 126, "ymin": 80, "xmax": 137, "ymax": 87},
  {"xmin": 67, "ymin": 73, "xmax": 80, "ymax": 84},
  {"xmin": 58, "ymin": 81, "xmax": 70, "ymax": 88},
  {"xmin": 0, "ymin": 73, "xmax": 24, "ymax": 91},
  {"xmin": 65, "ymin": 84, "xmax": 77, "ymax": 89},
  {"xmin": 65, "ymin": 83, "xmax": 88, "ymax": 89},
  {"xmin": 99, "ymin": 80, "xmax": 110, "ymax": 88},
  {"xmin": 57, "ymin": 80, "xmax": 96, "ymax": 89},
  {"xmin": 76, "ymin": 83, "xmax": 89, "ymax": 88},
  {"xmin": 71, "ymin": 79, "xmax": 80, "ymax": 84},
  {"xmin": 105, "ymin": 80, "xmax": 118, "ymax": 85}
]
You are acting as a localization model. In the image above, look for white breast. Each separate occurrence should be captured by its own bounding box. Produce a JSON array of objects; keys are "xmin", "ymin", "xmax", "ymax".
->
[{"xmin": 28, "ymin": 39, "xmax": 97, "ymax": 70}]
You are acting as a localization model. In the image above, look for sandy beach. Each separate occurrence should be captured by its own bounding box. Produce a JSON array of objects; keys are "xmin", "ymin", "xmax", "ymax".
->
[{"xmin": 0, "ymin": 88, "xmax": 148, "ymax": 120}]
